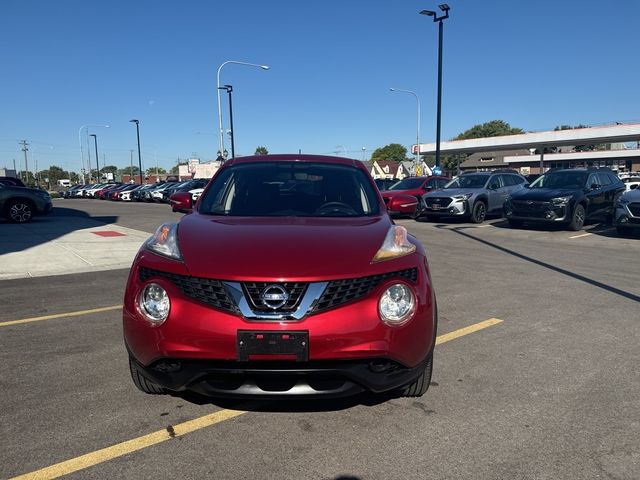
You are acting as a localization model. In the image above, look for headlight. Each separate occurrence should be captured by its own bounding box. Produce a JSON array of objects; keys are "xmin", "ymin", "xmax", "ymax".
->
[
  {"xmin": 452, "ymin": 193, "xmax": 473, "ymax": 201},
  {"xmin": 551, "ymin": 196, "xmax": 571, "ymax": 206},
  {"xmin": 139, "ymin": 283, "xmax": 170, "ymax": 325},
  {"xmin": 372, "ymin": 226, "xmax": 416, "ymax": 263},
  {"xmin": 378, "ymin": 283, "xmax": 416, "ymax": 326},
  {"xmin": 144, "ymin": 223, "xmax": 182, "ymax": 260}
]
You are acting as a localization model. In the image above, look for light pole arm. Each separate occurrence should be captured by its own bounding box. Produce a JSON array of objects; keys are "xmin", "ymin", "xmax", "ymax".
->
[{"xmin": 216, "ymin": 60, "xmax": 269, "ymax": 158}]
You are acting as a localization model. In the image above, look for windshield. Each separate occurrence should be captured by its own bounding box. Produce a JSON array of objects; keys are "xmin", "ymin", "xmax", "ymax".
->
[
  {"xmin": 389, "ymin": 178, "xmax": 424, "ymax": 190},
  {"xmin": 199, "ymin": 162, "xmax": 380, "ymax": 217},
  {"xmin": 444, "ymin": 174, "xmax": 488, "ymax": 189},
  {"xmin": 529, "ymin": 171, "xmax": 587, "ymax": 189}
]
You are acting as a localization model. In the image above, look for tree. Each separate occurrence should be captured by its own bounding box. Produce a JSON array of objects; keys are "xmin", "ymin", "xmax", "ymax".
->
[
  {"xmin": 100, "ymin": 165, "xmax": 118, "ymax": 175},
  {"xmin": 255, "ymin": 146, "xmax": 268, "ymax": 155},
  {"xmin": 170, "ymin": 162, "xmax": 187, "ymax": 174},
  {"xmin": 146, "ymin": 167, "xmax": 167, "ymax": 175},
  {"xmin": 42, "ymin": 165, "xmax": 67, "ymax": 185},
  {"xmin": 120, "ymin": 166, "xmax": 140, "ymax": 176},
  {"xmin": 426, "ymin": 120, "xmax": 526, "ymax": 172},
  {"xmin": 371, "ymin": 143, "xmax": 409, "ymax": 163},
  {"xmin": 453, "ymin": 120, "xmax": 524, "ymax": 140}
]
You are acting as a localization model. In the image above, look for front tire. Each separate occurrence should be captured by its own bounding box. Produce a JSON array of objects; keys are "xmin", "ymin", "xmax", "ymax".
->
[
  {"xmin": 400, "ymin": 353, "xmax": 433, "ymax": 397},
  {"xmin": 568, "ymin": 204, "xmax": 585, "ymax": 231},
  {"xmin": 470, "ymin": 201, "xmax": 487, "ymax": 224},
  {"xmin": 129, "ymin": 357, "xmax": 165, "ymax": 395},
  {"xmin": 5, "ymin": 199, "xmax": 34, "ymax": 223}
]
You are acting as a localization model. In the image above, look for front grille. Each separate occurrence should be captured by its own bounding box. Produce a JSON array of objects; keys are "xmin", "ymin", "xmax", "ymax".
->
[
  {"xmin": 140, "ymin": 267, "xmax": 418, "ymax": 317},
  {"xmin": 628, "ymin": 203, "xmax": 640, "ymax": 217},
  {"xmin": 425, "ymin": 197, "xmax": 452, "ymax": 208},
  {"xmin": 242, "ymin": 282, "xmax": 308, "ymax": 312},
  {"xmin": 512, "ymin": 200, "xmax": 550, "ymax": 213},
  {"xmin": 139, "ymin": 267, "xmax": 236, "ymax": 313},
  {"xmin": 313, "ymin": 268, "xmax": 418, "ymax": 313}
]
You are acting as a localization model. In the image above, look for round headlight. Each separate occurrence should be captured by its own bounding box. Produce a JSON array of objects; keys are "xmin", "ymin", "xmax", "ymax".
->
[
  {"xmin": 139, "ymin": 283, "xmax": 170, "ymax": 325},
  {"xmin": 378, "ymin": 283, "xmax": 416, "ymax": 326}
]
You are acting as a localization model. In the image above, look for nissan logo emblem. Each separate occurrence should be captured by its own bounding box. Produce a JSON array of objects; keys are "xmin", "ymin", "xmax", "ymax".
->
[{"xmin": 260, "ymin": 285, "xmax": 290, "ymax": 310}]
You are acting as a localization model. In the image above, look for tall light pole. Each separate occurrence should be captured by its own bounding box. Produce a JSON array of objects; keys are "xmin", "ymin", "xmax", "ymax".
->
[
  {"xmin": 130, "ymin": 119, "xmax": 144, "ymax": 185},
  {"xmin": 216, "ymin": 60, "xmax": 269, "ymax": 160},
  {"xmin": 78, "ymin": 124, "xmax": 109, "ymax": 183},
  {"xmin": 390, "ymin": 87, "xmax": 421, "ymax": 175},
  {"xmin": 89, "ymin": 134, "xmax": 100, "ymax": 182},
  {"xmin": 420, "ymin": 4, "xmax": 450, "ymax": 171},
  {"xmin": 218, "ymin": 84, "xmax": 235, "ymax": 159}
]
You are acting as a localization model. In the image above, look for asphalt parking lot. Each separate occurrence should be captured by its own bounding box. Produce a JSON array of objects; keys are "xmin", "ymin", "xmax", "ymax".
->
[{"xmin": 1, "ymin": 199, "xmax": 639, "ymax": 479}]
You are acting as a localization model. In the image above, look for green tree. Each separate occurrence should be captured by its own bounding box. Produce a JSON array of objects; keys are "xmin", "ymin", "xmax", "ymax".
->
[
  {"xmin": 426, "ymin": 120, "xmax": 525, "ymax": 172},
  {"xmin": 146, "ymin": 167, "xmax": 167, "ymax": 175},
  {"xmin": 170, "ymin": 162, "xmax": 187, "ymax": 174},
  {"xmin": 371, "ymin": 143, "xmax": 408, "ymax": 163},
  {"xmin": 120, "ymin": 166, "xmax": 140, "ymax": 176},
  {"xmin": 42, "ymin": 165, "xmax": 67, "ymax": 185},
  {"xmin": 454, "ymin": 120, "xmax": 524, "ymax": 140},
  {"xmin": 255, "ymin": 146, "xmax": 268, "ymax": 155}
]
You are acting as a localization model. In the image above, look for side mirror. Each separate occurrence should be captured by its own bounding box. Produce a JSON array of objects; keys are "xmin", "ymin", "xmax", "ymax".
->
[
  {"xmin": 488, "ymin": 183, "xmax": 498, "ymax": 190},
  {"xmin": 387, "ymin": 194, "xmax": 419, "ymax": 214},
  {"xmin": 590, "ymin": 183, "xmax": 600, "ymax": 190},
  {"xmin": 169, "ymin": 191, "xmax": 193, "ymax": 213}
]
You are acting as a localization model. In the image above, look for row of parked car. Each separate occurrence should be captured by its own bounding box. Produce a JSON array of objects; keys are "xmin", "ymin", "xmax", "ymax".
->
[
  {"xmin": 379, "ymin": 168, "xmax": 640, "ymax": 236},
  {"xmin": 61, "ymin": 179, "xmax": 209, "ymax": 205}
]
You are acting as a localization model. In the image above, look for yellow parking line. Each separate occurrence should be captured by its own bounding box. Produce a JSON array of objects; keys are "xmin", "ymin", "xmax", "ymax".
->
[
  {"xmin": 0, "ymin": 305, "xmax": 122, "ymax": 327},
  {"xmin": 10, "ymin": 409, "xmax": 246, "ymax": 480},
  {"xmin": 436, "ymin": 317, "xmax": 503, "ymax": 345},
  {"xmin": 11, "ymin": 318, "xmax": 503, "ymax": 479},
  {"xmin": 569, "ymin": 232, "xmax": 592, "ymax": 239}
]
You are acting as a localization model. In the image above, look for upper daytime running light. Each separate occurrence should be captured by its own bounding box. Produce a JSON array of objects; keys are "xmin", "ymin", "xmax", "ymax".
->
[
  {"xmin": 453, "ymin": 193, "xmax": 472, "ymax": 201},
  {"xmin": 144, "ymin": 222, "xmax": 182, "ymax": 260},
  {"xmin": 551, "ymin": 196, "xmax": 571, "ymax": 205},
  {"xmin": 372, "ymin": 225, "xmax": 416, "ymax": 263}
]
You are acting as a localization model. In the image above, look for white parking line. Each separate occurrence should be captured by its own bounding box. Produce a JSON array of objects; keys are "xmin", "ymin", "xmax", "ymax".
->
[{"xmin": 569, "ymin": 232, "xmax": 592, "ymax": 239}]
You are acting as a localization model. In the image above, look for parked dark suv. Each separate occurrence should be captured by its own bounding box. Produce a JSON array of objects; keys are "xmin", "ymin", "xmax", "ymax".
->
[
  {"xmin": 0, "ymin": 183, "xmax": 53, "ymax": 223},
  {"xmin": 503, "ymin": 168, "xmax": 625, "ymax": 231}
]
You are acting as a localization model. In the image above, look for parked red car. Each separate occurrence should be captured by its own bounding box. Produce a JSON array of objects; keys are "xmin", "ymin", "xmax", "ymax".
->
[
  {"xmin": 124, "ymin": 155, "xmax": 437, "ymax": 399},
  {"xmin": 381, "ymin": 176, "xmax": 449, "ymax": 217}
]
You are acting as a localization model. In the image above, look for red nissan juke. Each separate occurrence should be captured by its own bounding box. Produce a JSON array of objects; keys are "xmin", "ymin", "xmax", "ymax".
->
[{"xmin": 123, "ymin": 154, "xmax": 437, "ymax": 398}]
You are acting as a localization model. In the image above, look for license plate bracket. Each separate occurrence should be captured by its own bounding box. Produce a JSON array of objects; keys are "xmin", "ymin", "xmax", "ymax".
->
[{"xmin": 237, "ymin": 331, "xmax": 309, "ymax": 362}]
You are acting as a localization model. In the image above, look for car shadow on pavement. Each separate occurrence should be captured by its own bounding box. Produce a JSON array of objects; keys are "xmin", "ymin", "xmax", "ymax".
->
[
  {"xmin": 438, "ymin": 225, "xmax": 640, "ymax": 303},
  {"xmin": 170, "ymin": 389, "xmax": 406, "ymax": 412},
  {"xmin": 0, "ymin": 206, "xmax": 118, "ymax": 257}
]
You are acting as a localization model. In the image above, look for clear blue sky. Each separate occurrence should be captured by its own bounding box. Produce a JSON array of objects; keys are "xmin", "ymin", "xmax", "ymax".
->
[{"xmin": 1, "ymin": 0, "xmax": 639, "ymax": 173}]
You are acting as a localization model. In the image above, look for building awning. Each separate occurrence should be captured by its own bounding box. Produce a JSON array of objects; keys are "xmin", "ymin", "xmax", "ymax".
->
[{"xmin": 415, "ymin": 124, "xmax": 640, "ymax": 154}]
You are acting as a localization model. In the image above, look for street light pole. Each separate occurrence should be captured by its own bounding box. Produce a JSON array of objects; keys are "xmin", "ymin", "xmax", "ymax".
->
[
  {"xmin": 130, "ymin": 119, "xmax": 144, "ymax": 185},
  {"xmin": 216, "ymin": 60, "xmax": 269, "ymax": 160},
  {"xmin": 420, "ymin": 4, "xmax": 450, "ymax": 170},
  {"xmin": 89, "ymin": 134, "xmax": 100, "ymax": 182},
  {"xmin": 78, "ymin": 124, "xmax": 109, "ymax": 184},
  {"xmin": 390, "ymin": 88, "xmax": 421, "ymax": 175},
  {"xmin": 218, "ymin": 85, "xmax": 235, "ymax": 159}
]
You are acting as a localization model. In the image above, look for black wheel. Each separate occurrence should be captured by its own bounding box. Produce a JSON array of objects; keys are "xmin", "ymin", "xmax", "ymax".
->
[
  {"xmin": 5, "ymin": 199, "xmax": 34, "ymax": 223},
  {"xmin": 470, "ymin": 201, "xmax": 487, "ymax": 223},
  {"xmin": 508, "ymin": 219, "xmax": 523, "ymax": 228},
  {"xmin": 400, "ymin": 353, "xmax": 433, "ymax": 397},
  {"xmin": 568, "ymin": 204, "xmax": 585, "ymax": 231},
  {"xmin": 129, "ymin": 357, "xmax": 165, "ymax": 394},
  {"xmin": 617, "ymin": 225, "xmax": 633, "ymax": 236}
]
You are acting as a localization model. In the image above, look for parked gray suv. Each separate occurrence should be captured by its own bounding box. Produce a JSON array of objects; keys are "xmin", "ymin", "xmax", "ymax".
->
[
  {"xmin": 417, "ymin": 171, "xmax": 528, "ymax": 223},
  {"xmin": 0, "ymin": 183, "xmax": 53, "ymax": 223}
]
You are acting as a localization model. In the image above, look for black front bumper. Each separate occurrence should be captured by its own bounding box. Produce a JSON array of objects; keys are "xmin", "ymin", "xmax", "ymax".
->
[{"xmin": 130, "ymin": 355, "xmax": 430, "ymax": 399}]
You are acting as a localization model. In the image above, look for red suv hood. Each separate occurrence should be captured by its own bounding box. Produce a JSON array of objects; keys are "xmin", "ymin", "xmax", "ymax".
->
[
  {"xmin": 177, "ymin": 214, "xmax": 393, "ymax": 280},
  {"xmin": 382, "ymin": 189, "xmax": 419, "ymax": 198}
]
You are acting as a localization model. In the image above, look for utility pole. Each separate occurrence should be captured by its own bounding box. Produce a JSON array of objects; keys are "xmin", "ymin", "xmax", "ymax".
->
[{"xmin": 19, "ymin": 140, "xmax": 29, "ymax": 183}]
